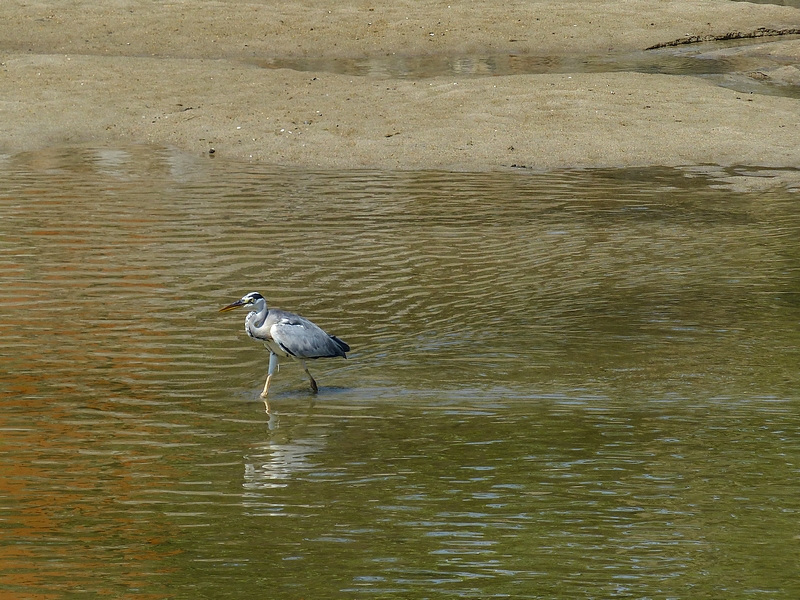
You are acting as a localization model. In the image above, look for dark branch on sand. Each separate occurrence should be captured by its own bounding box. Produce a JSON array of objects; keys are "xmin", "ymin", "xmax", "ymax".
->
[{"xmin": 646, "ymin": 27, "xmax": 800, "ymax": 50}]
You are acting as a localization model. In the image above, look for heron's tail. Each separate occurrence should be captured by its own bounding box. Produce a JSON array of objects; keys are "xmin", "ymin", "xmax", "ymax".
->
[{"xmin": 330, "ymin": 335, "xmax": 350, "ymax": 356}]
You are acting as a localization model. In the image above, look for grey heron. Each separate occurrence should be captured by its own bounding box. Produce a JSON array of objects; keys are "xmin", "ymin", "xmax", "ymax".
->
[{"xmin": 219, "ymin": 292, "xmax": 350, "ymax": 399}]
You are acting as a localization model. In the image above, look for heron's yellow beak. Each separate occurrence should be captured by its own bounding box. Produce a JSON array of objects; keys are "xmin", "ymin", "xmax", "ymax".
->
[{"xmin": 219, "ymin": 299, "xmax": 245, "ymax": 312}]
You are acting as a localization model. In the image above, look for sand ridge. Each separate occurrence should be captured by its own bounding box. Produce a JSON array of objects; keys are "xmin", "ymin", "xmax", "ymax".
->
[{"xmin": 1, "ymin": 0, "xmax": 799, "ymax": 170}]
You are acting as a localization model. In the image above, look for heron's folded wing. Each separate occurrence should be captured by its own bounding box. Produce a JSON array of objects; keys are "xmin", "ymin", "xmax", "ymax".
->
[{"xmin": 269, "ymin": 317, "xmax": 345, "ymax": 358}]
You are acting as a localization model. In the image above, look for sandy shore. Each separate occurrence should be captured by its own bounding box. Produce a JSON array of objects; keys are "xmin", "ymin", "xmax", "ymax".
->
[{"xmin": 1, "ymin": 0, "xmax": 799, "ymax": 171}]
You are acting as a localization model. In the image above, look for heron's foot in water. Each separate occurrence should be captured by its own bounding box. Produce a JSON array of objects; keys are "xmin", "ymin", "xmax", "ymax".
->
[{"xmin": 260, "ymin": 374, "xmax": 272, "ymax": 398}]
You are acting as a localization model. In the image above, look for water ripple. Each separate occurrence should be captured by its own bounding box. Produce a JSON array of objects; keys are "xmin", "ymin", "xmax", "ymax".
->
[{"xmin": 1, "ymin": 147, "xmax": 799, "ymax": 598}]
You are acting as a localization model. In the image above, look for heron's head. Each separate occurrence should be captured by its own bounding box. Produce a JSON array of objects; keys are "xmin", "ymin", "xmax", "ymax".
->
[{"xmin": 219, "ymin": 291, "xmax": 266, "ymax": 313}]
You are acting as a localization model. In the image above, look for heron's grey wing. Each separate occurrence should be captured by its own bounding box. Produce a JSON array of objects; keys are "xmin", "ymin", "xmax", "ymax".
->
[{"xmin": 269, "ymin": 315, "xmax": 347, "ymax": 359}]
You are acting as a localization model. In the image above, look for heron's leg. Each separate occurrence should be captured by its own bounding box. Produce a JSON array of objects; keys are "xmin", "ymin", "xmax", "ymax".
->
[
  {"xmin": 300, "ymin": 360, "xmax": 318, "ymax": 393},
  {"xmin": 261, "ymin": 352, "xmax": 280, "ymax": 400}
]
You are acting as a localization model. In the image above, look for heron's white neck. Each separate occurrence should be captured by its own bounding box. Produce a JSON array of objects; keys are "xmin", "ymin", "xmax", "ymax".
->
[{"xmin": 246, "ymin": 298, "xmax": 269, "ymax": 329}]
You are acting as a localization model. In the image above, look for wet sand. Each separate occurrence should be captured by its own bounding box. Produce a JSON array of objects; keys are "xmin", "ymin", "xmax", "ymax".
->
[{"xmin": 1, "ymin": 0, "xmax": 799, "ymax": 172}]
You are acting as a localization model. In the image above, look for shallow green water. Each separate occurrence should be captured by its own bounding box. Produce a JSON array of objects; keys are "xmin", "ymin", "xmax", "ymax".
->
[
  {"xmin": 1, "ymin": 148, "xmax": 799, "ymax": 598},
  {"xmin": 256, "ymin": 36, "xmax": 800, "ymax": 99}
]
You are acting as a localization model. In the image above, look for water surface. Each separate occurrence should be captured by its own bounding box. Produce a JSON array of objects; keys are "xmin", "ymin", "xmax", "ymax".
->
[
  {"xmin": 256, "ymin": 35, "xmax": 800, "ymax": 98},
  {"xmin": 1, "ymin": 147, "xmax": 799, "ymax": 597}
]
